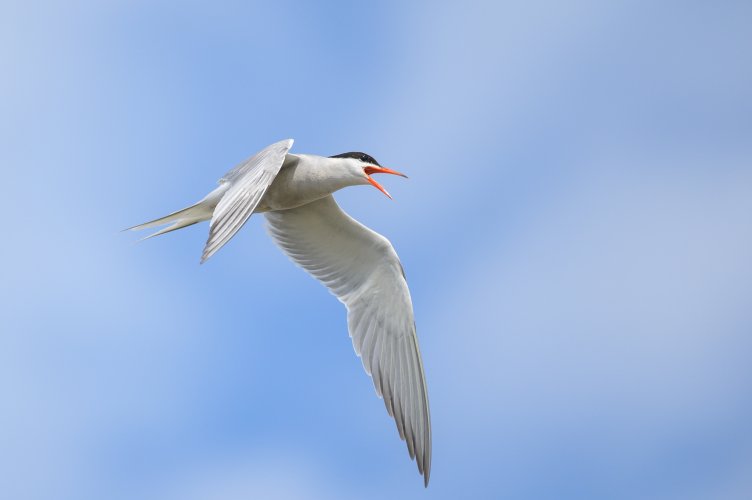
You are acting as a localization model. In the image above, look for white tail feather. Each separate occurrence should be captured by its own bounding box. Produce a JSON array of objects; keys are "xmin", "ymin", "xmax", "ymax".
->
[
  {"xmin": 138, "ymin": 218, "xmax": 203, "ymax": 241},
  {"xmin": 126, "ymin": 185, "xmax": 227, "ymax": 239}
]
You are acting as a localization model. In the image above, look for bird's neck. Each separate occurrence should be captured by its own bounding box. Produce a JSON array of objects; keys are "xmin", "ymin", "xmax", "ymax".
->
[{"xmin": 259, "ymin": 155, "xmax": 364, "ymax": 211}]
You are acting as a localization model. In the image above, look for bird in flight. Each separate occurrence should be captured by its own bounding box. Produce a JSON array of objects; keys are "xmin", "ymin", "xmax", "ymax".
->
[{"xmin": 127, "ymin": 139, "xmax": 432, "ymax": 485}]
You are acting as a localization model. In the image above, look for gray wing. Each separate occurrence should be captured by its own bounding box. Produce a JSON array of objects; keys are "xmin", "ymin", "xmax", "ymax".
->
[
  {"xmin": 265, "ymin": 195, "xmax": 432, "ymax": 485},
  {"xmin": 201, "ymin": 139, "xmax": 293, "ymax": 262}
]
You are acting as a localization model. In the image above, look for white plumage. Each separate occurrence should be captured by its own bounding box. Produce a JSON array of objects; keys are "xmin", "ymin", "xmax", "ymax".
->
[{"xmin": 128, "ymin": 139, "xmax": 432, "ymax": 486}]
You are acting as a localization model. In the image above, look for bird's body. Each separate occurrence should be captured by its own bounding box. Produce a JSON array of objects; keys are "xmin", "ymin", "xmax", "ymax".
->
[
  {"xmin": 257, "ymin": 154, "xmax": 366, "ymax": 212},
  {"xmin": 128, "ymin": 139, "xmax": 432, "ymax": 486}
]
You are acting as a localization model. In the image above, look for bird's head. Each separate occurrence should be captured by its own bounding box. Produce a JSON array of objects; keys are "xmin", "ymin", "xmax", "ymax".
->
[{"xmin": 329, "ymin": 152, "xmax": 407, "ymax": 199}]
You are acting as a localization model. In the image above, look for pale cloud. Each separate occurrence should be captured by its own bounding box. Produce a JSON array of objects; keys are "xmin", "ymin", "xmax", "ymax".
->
[
  {"xmin": 155, "ymin": 449, "xmax": 343, "ymax": 500},
  {"xmin": 2, "ymin": 0, "xmax": 751, "ymax": 498},
  {"xmin": 421, "ymin": 155, "xmax": 752, "ymax": 496}
]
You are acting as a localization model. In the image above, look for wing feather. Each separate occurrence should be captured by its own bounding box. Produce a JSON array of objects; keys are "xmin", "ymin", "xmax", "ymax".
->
[
  {"xmin": 265, "ymin": 195, "xmax": 431, "ymax": 486},
  {"xmin": 201, "ymin": 139, "xmax": 293, "ymax": 262}
]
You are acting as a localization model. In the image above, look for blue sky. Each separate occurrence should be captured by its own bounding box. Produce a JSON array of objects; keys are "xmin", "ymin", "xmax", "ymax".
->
[{"xmin": 2, "ymin": 1, "xmax": 751, "ymax": 499}]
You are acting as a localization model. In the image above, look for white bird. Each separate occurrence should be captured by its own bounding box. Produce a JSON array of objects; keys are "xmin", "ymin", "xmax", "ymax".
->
[{"xmin": 128, "ymin": 139, "xmax": 432, "ymax": 485}]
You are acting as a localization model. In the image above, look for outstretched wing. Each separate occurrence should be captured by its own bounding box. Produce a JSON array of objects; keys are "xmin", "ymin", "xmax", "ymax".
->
[
  {"xmin": 265, "ymin": 195, "xmax": 432, "ymax": 485},
  {"xmin": 201, "ymin": 138, "xmax": 293, "ymax": 262}
]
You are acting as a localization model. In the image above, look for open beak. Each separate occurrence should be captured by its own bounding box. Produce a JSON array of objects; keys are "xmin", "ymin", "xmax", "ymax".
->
[{"xmin": 364, "ymin": 166, "xmax": 408, "ymax": 199}]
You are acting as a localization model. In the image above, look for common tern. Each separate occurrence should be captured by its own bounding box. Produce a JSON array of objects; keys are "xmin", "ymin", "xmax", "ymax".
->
[{"xmin": 128, "ymin": 139, "xmax": 432, "ymax": 485}]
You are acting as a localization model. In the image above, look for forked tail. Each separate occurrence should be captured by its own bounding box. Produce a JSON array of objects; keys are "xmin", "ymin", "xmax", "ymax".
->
[
  {"xmin": 125, "ymin": 185, "xmax": 226, "ymax": 241},
  {"xmin": 127, "ymin": 139, "xmax": 292, "ymax": 263}
]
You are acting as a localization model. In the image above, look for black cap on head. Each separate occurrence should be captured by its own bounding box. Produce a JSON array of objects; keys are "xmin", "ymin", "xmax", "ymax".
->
[{"xmin": 329, "ymin": 152, "xmax": 381, "ymax": 166}]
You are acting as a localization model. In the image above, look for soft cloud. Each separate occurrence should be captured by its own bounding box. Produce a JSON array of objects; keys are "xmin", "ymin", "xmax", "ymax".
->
[
  {"xmin": 154, "ymin": 449, "xmax": 343, "ymax": 500},
  {"xmin": 424, "ymin": 158, "xmax": 752, "ymax": 497},
  {"xmin": 2, "ymin": 0, "xmax": 751, "ymax": 499}
]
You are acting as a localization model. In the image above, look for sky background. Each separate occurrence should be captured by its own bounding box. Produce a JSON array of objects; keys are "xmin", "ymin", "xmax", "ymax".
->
[{"xmin": 2, "ymin": 1, "xmax": 752, "ymax": 499}]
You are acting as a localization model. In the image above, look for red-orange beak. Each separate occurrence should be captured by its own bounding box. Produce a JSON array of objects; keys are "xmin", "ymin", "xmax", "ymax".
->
[{"xmin": 364, "ymin": 166, "xmax": 408, "ymax": 199}]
